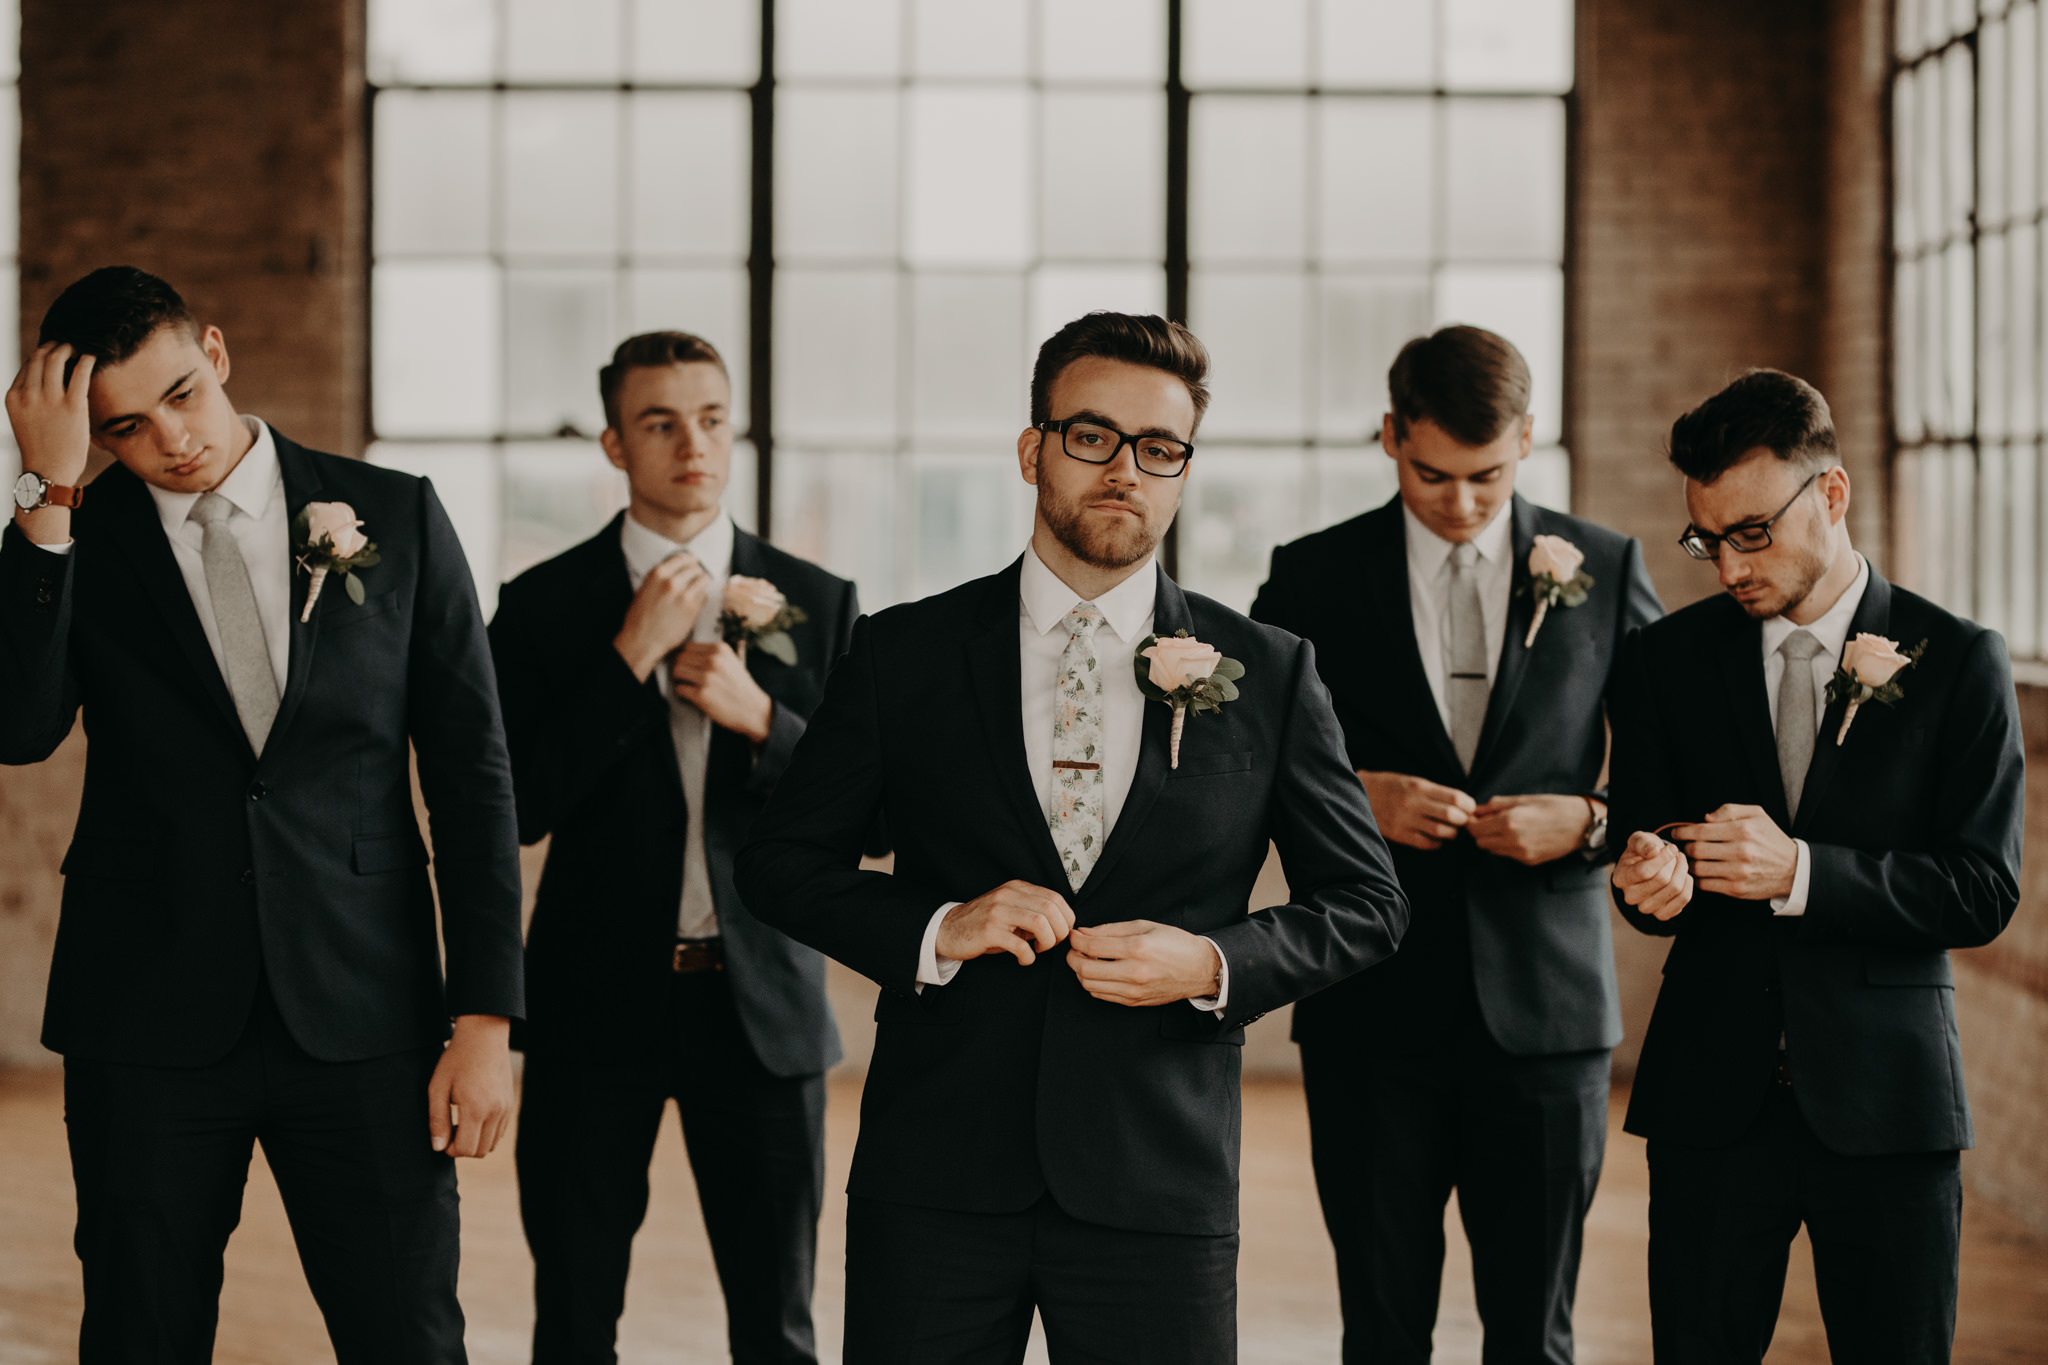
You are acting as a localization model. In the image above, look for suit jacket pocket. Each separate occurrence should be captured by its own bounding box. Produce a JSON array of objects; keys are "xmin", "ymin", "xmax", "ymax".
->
[
  {"xmin": 1158, "ymin": 1006, "xmax": 1245, "ymax": 1045},
  {"xmin": 352, "ymin": 830, "xmax": 430, "ymax": 874},
  {"xmin": 1865, "ymin": 949, "xmax": 1953, "ymax": 988},
  {"xmin": 323, "ymin": 588, "xmax": 401, "ymax": 629},
  {"xmin": 60, "ymin": 835, "xmax": 168, "ymax": 879},
  {"xmin": 1171, "ymin": 748, "xmax": 1254, "ymax": 778}
]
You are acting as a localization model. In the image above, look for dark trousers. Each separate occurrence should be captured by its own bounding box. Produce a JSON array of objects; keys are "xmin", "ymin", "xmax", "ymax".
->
[
  {"xmin": 516, "ymin": 970, "xmax": 826, "ymax": 1365},
  {"xmin": 1646, "ymin": 1084, "xmax": 1961, "ymax": 1364},
  {"xmin": 62, "ymin": 978, "xmax": 464, "ymax": 1365},
  {"xmin": 1300, "ymin": 1035, "xmax": 1610, "ymax": 1365},
  {"xmin": 843, "ymin": 1193, "xmax": 1239, "ymax": 1365}
]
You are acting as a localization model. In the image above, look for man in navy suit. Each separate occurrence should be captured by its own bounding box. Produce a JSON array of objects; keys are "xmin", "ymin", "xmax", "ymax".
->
[
  {"xmin": 0, "ymin": 266, "xmax": 522, "ymax": 1363},
  {"xmin": 1253, "ymin": 325, "xmax": 1663, "ymax": 1363}
]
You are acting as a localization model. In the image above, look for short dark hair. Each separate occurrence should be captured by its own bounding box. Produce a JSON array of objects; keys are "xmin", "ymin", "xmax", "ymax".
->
[
  {"xmin": 1386, "ymin": 325, "xmax": 1531, "ymax": 447},
  {"xmin": 598, "ymin": 330, "xmax": 729, "ymax": 429},
  {"xmin": 38, "ymin": 267, "xmax": 201, "ymax": 372},
  {"xmin": 1667, "ymin": 368, "xmax": 1839, "ymax": 484},
  {"xmin": 1029, "ymin": 312, "xmax": 1210, "ymax": 432}
]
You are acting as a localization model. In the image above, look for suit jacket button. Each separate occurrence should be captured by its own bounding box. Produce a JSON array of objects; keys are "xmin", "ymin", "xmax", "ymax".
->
[
  {"xmin": 34, "ymin": 584, "xmax": 53, "ymax": 604},
  {"xmin": 248, "ymin": 782, "xmax": 268, "ymax": 801},
  {"xmin": 241, "ymin": 868, "xmax": 255, "ymax": 885}
]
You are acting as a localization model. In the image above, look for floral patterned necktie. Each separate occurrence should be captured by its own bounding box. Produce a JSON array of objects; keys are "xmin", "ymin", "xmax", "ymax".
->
[{"xmin": 1046, "ymin": 603, "xmax": 1107, "ymax": 889}]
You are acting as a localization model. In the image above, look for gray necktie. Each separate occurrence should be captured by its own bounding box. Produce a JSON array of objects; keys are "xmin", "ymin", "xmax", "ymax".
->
[
  {"xmin": 1446, "ymin": 541, "xmax": 1488, "ymax": 772},
  {"xmin": 190, "ymin": 492, "xmax": 279, "ymax": 754},
  {"xmin": 1776, "ymin": 629, "xmax": 1826, "ymax": 821}
]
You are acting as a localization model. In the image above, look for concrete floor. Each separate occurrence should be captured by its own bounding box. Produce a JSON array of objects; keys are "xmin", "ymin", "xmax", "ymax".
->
[{"xmin": 2, "ymin": 1069, "xmax": 2045, "ymax": 1363}]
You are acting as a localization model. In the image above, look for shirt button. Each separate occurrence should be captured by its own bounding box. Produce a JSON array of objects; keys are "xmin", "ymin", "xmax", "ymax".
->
[
  {"xmin": 240, "ymin": 868, "xmax": 255, "ymax": 885},
  {"xmin": 248, "ymin": 782, "xmax": 268, "ymax": 801},
  {"xmin": 34, "ymin": 585, "xmax": 53, "ymax": 605}
]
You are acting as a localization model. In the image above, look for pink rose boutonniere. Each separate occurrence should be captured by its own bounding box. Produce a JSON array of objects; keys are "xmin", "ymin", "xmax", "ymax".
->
[
  {"xmin": 293, "ymin": 501, "xmax": 379, "ymax": 621},
  {"xmin": 1824, "ymin": 633, "xmax": 1927, "ymax": 745},
  {"xmin": 1523, "ymin": 534, "xmax": 1594, "ymax": 647},
  {"xmin": 720, "ymin": 575, "xmax": 808, "ymax": 665},
  {"xmin": 1134, "ymin": 629, "xmax": 1245, "ymax": 769}
]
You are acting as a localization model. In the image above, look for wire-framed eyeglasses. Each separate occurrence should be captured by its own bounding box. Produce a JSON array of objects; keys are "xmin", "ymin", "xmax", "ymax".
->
[
  {"xmin": 1677, "ymin": 471, "xmax": 1822, "ymax": 560},
  {"xmin": 1037, "ymin": 418, "xmax": 1193, "ymax": 479}
]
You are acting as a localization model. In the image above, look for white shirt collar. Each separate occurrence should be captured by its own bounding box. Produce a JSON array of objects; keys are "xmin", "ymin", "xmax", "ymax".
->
[
  {"xmin": 1018, "ymin": 542, "xmax": 1157, "ymax": 642},
  {"xmin": 1401, "ymin": 497, "xmax": 1515, "ymax": 578},
  {"xmin": 1761, "ymin": 553, "xmax": 1871, "ymax": 665},
  {"xmin": 147, "ymin": 415, "xmax": 279, "ymax": 536},
  {"xmin": 619, "ymin": 507, "xmax": 737, "ymax": 585}
]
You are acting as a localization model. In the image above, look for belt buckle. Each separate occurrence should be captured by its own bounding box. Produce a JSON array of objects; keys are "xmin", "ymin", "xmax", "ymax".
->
[{"xmin": 672, "ymin": 939, "xmax": 722, "ymax": 974}]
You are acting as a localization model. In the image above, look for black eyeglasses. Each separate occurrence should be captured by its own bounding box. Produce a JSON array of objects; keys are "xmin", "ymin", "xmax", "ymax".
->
[
  {"xmin": 1678, "ymin": 471, "xmax": 1822, "ymax": 560},
  {"xmin": 1037, "ymin": 418, "xmax": 1193, "ymax": 479}
]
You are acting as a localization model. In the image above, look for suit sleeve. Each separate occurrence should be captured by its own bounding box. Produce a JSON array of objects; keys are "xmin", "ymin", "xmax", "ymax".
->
[
  {"xmin": 405, "ymin": 478, "xmax": 525, "ymax": 1020},
  {"xmin": 1204, "ymin": 637, "xmax": 1409, "ymax": 1029},
  {"xmin": 1607, "ymin": 625, "xmax": 1687, "ymax": 937},
  {"xmin": 1796, "ymin": 627, "xmax": 2023, "ymax": 950},
  {"xmin": 735, "ymin": 613, "xmax": 949, "ymax": 992},
  {"xmin": 0, "ymin": 523, "xmax": 82, "ymax": 764},
  {"xmin": 745, "ymin": 577, "xmax": 860, "ymax": 796},
  {"xmin": 1247, "ymin": 543, "xmax": 1310, "ymax": 639},
  {"xmin": 1587, "ymin": 538, "xmax": 1667, "ymax": 810},
  {"xmin": 487, "ymin": 575, "xmax": 668, "ymax": 844}
]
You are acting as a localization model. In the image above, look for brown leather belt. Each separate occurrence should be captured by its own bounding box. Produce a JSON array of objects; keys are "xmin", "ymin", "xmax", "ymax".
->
[{"xmin": 673, "ymin": 938, "xmax": 725, "ymax": 974}]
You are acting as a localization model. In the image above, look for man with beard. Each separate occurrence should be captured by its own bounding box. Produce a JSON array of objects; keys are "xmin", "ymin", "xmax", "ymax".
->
[
  {"xmin": 1608, "ymin": 369, "xmax": 2023, "ymax": 1363},
  {"xmin": 735, "ymin": 311, "xmax": 1408, "ymax": 1362}
]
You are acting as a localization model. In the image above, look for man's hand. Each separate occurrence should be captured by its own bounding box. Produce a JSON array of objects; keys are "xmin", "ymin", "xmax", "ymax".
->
[
  {"xmin": 1067, "ymin": 920, "xmax": 1222, "ymax": 1007},
  {"xmin": 614, "ymin": 552, "xmax": 711, "ymax": 682},
  {"xmin": 1470, "ymin": 794, "xmax": 1597, "ymax": 866},
  {"xmin": 936, "ymin": 880, "xmax": 1075, "ymax": 967},
  {"xmin": 1612, "ymin": 831, "xmax": 1694, "ymax": 921},
  {"xmin": 1670, "ymin": 804, "xmax": 1797, "ymax": 901},
  {"xmin": 7, "ymin": 342, "xmax": 96, "ymax": 545},
  {"xmin": 672, "ymin": 640, "xmax": 774, "ymax": 742},
  {"xmin": 1359, "ymin": 770, "xmax": 1475, "ymax": 850},
  {"xmin": 427, "ymin": 1014, "xmax": 513, "ymax": 1158}
]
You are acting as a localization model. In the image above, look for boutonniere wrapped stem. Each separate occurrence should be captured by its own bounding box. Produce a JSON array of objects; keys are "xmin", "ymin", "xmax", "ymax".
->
[
  {"xmin": 293, "ymin": 502, "xmax": 379, "ymax": 622},
  {"xmin": 1824, "ymin": 633, "xmax": 1927, "ymax": 745},
  {"xmin": 1524, "ymin": 534, "xmax": 1594, "ymax": 647},
  {"xmin": 720, "ymin": 575, "xmax": 807, "ymax": 665},
  {"xmin": 1134, "ymin": 630, "xmax": 1245, "ymax": 769}
]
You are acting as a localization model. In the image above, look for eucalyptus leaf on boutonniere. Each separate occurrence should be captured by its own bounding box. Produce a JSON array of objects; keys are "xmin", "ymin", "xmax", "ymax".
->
[
  {"xmin": 720, "ymin": 575, "xmax": 808, "ymax": 665},
  {"xmin": 293, "ymin": 502, "xmax": 380, "ymax": 622},
  {"xmin": 1824, "ymin": 633, "xmax": 1927, "ymax": 745},
  {"xmin": 1133, "ymin": 629, "xmax": 1245, "ymax": 769},
  {"xmin": 1522, "ymin": 534, "xmax": 1594, "ymax": 648}
]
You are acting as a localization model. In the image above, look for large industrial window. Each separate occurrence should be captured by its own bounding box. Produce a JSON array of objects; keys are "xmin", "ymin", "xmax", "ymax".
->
[
  {"xmin": 367, "ymin": 0, "xmax": 1574, "ymax": 616},
  {"xmin": 0, "ymin": 0, "xmax": 17, "ymax": 490},
  {"xmin": 1893, "ymin": 0, "xmax": 2046, "ymax": 659}
]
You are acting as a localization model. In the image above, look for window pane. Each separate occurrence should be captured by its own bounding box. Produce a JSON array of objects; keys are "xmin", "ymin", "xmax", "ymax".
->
[
  {"xmin": 367, "ymin": 0, "xmax": 496, "ymax": 84},
  {"xmin": 2013, "ymin": 222, "xmax": 2040, "ymax": 435},
  {"xmin": 631, "ymin": 0, "xmax": 760, "ymax": 83},
  {"xmin": 906, "ymin": 454, "xmax": 1036, "ymax": 599},
  {"xmin": 1434, "ymin": 265, "xmax": 1563, "ymax": 444},
  {"xmin": 623, "ymin": 266, "xmax": 751, "ymax": 420},
  {"xmin": 503, "ymin": 94, "xmax": 622, "ymax": 256},
  {"xmin": 912, "ymin": 0, "xmax": 1028, "ymax": 78},
  {"xmin": 501, "ymin": 440, "xmax": 629, "ymax": 582},
  {"xmin": 1895, "ymin": 68, "xmax": 1920, "ymax": 252},
  {"xmin": 776, "ymin": 89, "xmax": 899, "ymax": 260},
  {"xmin": 1918, "ymin": 51, "xmax": 1946, "ymax": 239},
  {"xmin": 367, "ymin": 444, "xmax": 502, "ymax": 613},
  {"xmin": 1039, "ymin": 0, "xmax": 1166, "ymax": 85},
  {"xmin": 373, "ymin": 261, "xmax": 501, "ymax": 438},
  {"xmin": 505, "ymin": 268, "xmax": 617, "ymax": 438},
  {"xmin": 0, "ymin": 87, "xmax": 19, "ymax": 255},
  {"xmin": 774, "ymin": 451, "xmax": 901, "ymax": 607},
  {"xmin": 774, "ymin": 269, "xmax": 899, "ymax": 442},
  {"xmin": 1317, "ymin": 0, "xmax": 1436, "ymax": 89},
  {"xmin": 1443, "ymin": 0, "xmax": 1573, "ymax": 93},
  {"xmin": 1317, "ymin": 273, "xmax": 1433, "ymax": 441},
  {"xmin": 1042, "ymin": 92, "xmax": 1165, "ymax": 261},
  {"xmin": 1520, "ymin": 445, "xmax": 1571, "ymax": 511},
  {"xmin": 910, "ymin": 273, "xmax": 1027, "ymax": 441},
  {"xmin": 630, "ymin": 93, "xmax": 751, "ymax": 259},
  {"xmin": 1029, "ymin": 264, "xmax": 1168, "ymax": 345},
  {"xmin": 1981, "ymin": 234, "xmax": 2009, "ymax": 439},
  {"xmin": 1185, "ymin": 0, "xmax": 1309, "ymax": 90},
  {"xmin": 1190, "ymin": 271, "xmax": 1310, "ymax": 441},
  {"xmin": 1190, "ymin": 96, "xmax": 1309, "ymax": 263},
  {"xmin": 1318, "ymin": 98, "xmax": 1434, "ymax": 263},
  {"xmin": 1980, "ymin": 443, "xmax": 2013, "ymax": 635},
  {"xmin": 1896, "ymin": 257, "xmax": 1925, "ymax": 442},
  {"xmin": 1897, "ymin": 0, "xmax": 1923, "ymax": 58},
  {"xmin": 1179, "ymin": 449, "xmax": 1312, "ymax": 612},
  {"xmin": 906, "ymin": 87, "xmax": 1032, "ymax": 267},
  {"xmin": 1948, "ymin": 444, "xmax": 1978, "ymax": 615},
  {"xmin": 1983, "ymin": 17, "xmax": 2009, "ymax": 227},
  {"xmin": 1944, "ymin": 240, "xmax": 1975, "ymax": 438},
  {"xmin": 1314, "ymin": 446, "xmax": 1402, "ymax": 526},
  {"xmin": 726, "ymin": 438, "xmax": 760, "ymax": 534},
  {"xmin": 506, "ymin": 0, "xmax": 622, "ymax": 81},
  {"xmin": 779, "ymin": 0, "xmax": 903, "ymax": 78},
  {"xmin": 2012, "ymin": 443, "xmax": 2041, "ymax": 657},
  {"xmin": 1945, "ymin": 43, "xmax": 1975, "ymax": 238},
  {"xmin": 374, "ymin": 91, "xmax": 491, "ymax": 256},
  {"xmin": 2011, "ymin": 3, "xmax": 2037, "ymax": 214},
  {"xmin": 1920, "ymin": 249, "xmax": 1950, "ymax": 437},
  {"xmin": 1445, "ymin": 98, "xmax": 1565, "ymax": 261}
]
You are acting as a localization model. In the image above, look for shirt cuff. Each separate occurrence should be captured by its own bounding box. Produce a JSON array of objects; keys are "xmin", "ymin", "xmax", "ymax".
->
[
  {"xmin": 1186, "ymin": 937, "xmax": 1228, "ymax": 1017},
  {"xmin": 29, "ymin": 538, "xmax": 74, "ymax": 556},
  {"xmin": 1770, "ymin": 839, "xmax": 1812, "ymax": 916},
  {"xmin": 913, "ymin": 902, "xmax": 964, "ymax": 992}
]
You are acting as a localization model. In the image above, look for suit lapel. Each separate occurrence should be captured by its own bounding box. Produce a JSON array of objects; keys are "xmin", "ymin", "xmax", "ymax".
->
[
  {"xmin": 264, "ymin": 435, "xmax": 327, "ymax": 756},
  {"xmin": 1717, "ymin": 599, "xmax": 1791, "ymax": 828},
  {"xmin": 965, "ymin": 559, "xmax": 1071, "ymax": 889},
  {"xmin": 1473, "ymin": 495, "xmax": 1539, "ymax": 775},
  {"xmin": 1791, "ymin": 566, "xmax": 1893, "ymax": 836},
  {"xmin": 1360, "ymin": 500, "xmax": 1464, "ymax": 777},
  {"xmin": 1080, "ymin": 562, "xmax": 1183, "ymax": 895}
]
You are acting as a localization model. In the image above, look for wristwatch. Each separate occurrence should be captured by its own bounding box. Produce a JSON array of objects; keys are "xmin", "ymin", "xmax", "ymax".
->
[
  {"xmin": 1581, "ymin": 797, "xmax": 1609, "ymax": 855},
  {"xmin": 13, "ymin": 471, "xmax": 84, "ymax": 513}
]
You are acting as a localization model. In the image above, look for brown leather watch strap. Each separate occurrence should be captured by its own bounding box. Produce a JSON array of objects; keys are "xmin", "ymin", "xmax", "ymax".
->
[{"xmin": 44, "ymin": 482, "xmax": 83, "ymax": 509}]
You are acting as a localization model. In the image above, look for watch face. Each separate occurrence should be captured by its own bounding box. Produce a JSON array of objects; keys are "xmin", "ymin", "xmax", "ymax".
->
[{"xmin": 12, "ymin": 472, "xmax": 43, "ymax": 512}]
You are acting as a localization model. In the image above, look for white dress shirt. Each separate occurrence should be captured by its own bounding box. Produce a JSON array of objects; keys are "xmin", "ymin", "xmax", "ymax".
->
[
  {"xmin": 619, "ymin": 509, "xmax": 737, "ymax": 940},
  {"xmin": 1759, "ymin": 554, "xmax": 1870, "ymax": 917},
  {"xmin": 915, "ymin": 545, "xmax": 1227, "ymax": 1011},
  {"xmin": 1403, "ymin": 500, "xmax": 1514, "ymax": 736}
]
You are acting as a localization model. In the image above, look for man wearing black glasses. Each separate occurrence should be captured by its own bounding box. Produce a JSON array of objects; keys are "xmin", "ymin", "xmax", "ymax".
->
[
  {"xmin": 736, "ymin": 311, "xmax": 1408, "ymax": 1362},
  {"xmin": 1608, "ymin": 368, "xmax": 2023, "ymax": 1363}
]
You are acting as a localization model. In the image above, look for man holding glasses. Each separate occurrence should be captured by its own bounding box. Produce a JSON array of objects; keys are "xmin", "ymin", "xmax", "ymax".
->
[
  {"xmin": 736, "ymin": 312, "xmax": 1408, "ymax": 1362},
  {"xmin": 1607, "ymin": 369, "xmax": 2023, "ymax": 1363}
]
